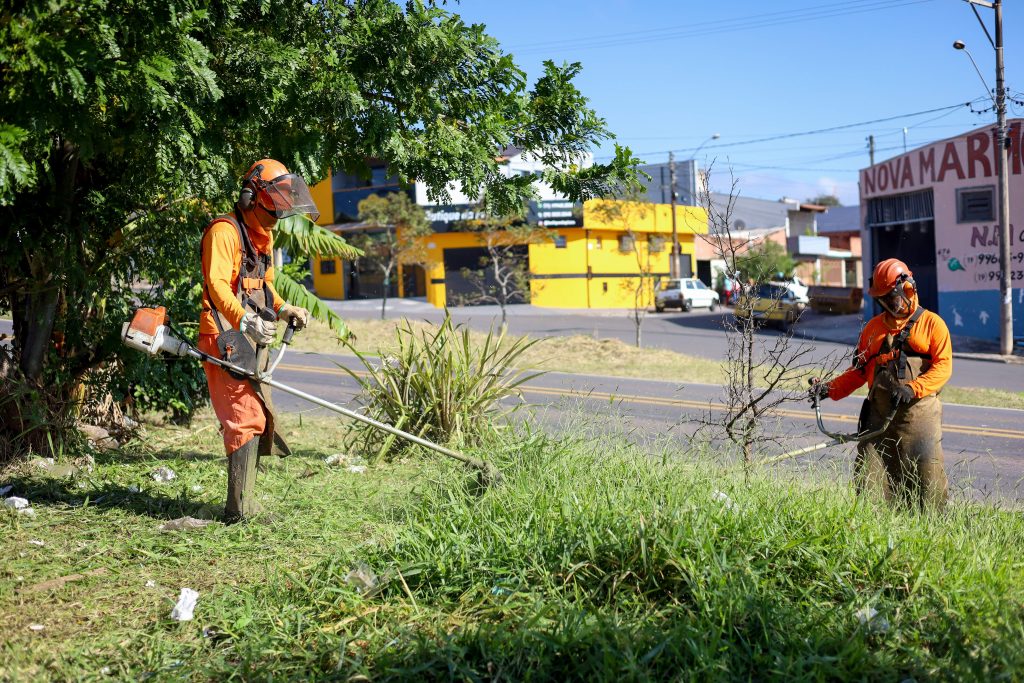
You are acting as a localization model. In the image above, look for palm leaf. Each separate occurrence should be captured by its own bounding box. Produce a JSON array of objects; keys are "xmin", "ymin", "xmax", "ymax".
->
[
  {"xmin": 274, "ymin": 214, "xmax": 362, "ymax": 260},
  {"xmin": 273, "ymin": 269, "xmax": 351, "ymax": 340}
]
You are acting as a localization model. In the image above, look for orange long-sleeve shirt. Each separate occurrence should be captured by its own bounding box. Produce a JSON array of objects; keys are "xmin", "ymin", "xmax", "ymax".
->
[
  {"xmin": 200, "ymin": 219, "xmax": 284, "ymax": 336},
  {"xmin": 829, "ymin": 305, "xmax": 953, "ymax": 401}
]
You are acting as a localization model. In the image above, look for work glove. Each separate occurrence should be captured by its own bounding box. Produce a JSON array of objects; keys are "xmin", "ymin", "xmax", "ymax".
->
[
  {"xmin": 240, "ymin": 312, "xmax": 277, "ymax": 346},
  {"xmin": 278, "ymin": 303, "xmax": 309, "ymax": 331},
  {"xmin": 807, "ymin": 378, "xmax": 831, "ymax": 403},
  {"xmin": 893, "ymin": 383, "xmax": 916, "ymax": 404}
]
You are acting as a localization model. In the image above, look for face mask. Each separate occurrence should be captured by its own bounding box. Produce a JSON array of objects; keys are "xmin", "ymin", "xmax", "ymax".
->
[{"xmin": 876, "ymin": 287, "xmax": 911, "ymax": 318}]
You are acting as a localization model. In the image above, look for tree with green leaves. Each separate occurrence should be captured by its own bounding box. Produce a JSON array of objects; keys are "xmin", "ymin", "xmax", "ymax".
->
[
  {"xmin": 354, "ymin": 193, "xmax": 433, "ymax": 320},
  {"xmin": 0, "ymin": 0, "xmax": 640, "ymax": 458},
  {"xmin": 736, "ymin": 240, "xmax": 797, "ymax": 284},
  {"xmin": 806, "ymin": 194, "xmax": 841, "ymax": 207}
]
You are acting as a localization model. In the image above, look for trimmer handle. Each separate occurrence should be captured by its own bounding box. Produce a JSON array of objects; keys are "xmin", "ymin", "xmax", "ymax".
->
[{"xmin": 282, "ymin": 320, "xmax": 298, "ymax": 345}]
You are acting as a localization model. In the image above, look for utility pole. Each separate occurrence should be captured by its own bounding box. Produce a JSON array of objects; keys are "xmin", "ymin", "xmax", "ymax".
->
[
  {"xmin": 669, "ymin": 151, "xmax": 680, "ymax": 279},
  {"xmin": 867, "ymin": 135, "xmax": 875, "ymax": 166},
  {"xmin": 994, "ymin": 0, "xmax": 1013, "ymax": 355},
  {"xmin": 955, "ymin": 0, "xmax": 1013, "ymax": 354}
]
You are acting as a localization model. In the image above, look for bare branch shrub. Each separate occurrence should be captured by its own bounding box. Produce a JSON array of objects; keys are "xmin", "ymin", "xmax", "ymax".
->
[{"xmin": 695, "ymin": 165, "xmax": 842, "ymax": 467}]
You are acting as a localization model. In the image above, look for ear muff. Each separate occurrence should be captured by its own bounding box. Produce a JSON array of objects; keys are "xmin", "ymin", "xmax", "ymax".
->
[{"xmin": 238, "ymin": 164, "xmax": 264, "ymax": 210}]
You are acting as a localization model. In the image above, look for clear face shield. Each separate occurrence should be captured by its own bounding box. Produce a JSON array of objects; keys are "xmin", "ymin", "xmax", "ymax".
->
[{"xmin": 257, "ymin": 174, "xmax": 320, "ymax": 221}]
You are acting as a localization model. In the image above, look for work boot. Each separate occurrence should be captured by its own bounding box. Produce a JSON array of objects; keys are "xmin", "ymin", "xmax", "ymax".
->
[{"xmin": 224, "ymin": 437, "xmax": 260, "ymax": 524}]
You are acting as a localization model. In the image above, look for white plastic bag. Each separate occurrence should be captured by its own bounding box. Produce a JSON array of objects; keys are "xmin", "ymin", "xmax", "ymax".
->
[{"xmin": 170, "ymin": 587, "xmax": 199, "ymax": 621}]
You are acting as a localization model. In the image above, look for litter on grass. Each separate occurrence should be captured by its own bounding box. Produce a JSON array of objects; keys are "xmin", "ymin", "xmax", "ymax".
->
[
  {"xmin": 170, "ymin": 588, "xmax": 199, "ymax": 621},
  {"xmin": 346, "ymin": 465, "xmax": 368, "ymax": 474},
  {"xmin": 0, "ymin": 484, "xmax": 12, "ymax": 496},
  {"xmin": 324, "ymin": 453, "xmax": 347, "ymax": 466},
  {"xmin": 5, "ymin": 496, "xmax": 29, "ymax": 509},
  {"xmin": 344, "ymin": 562, "xmax": 378, "ymax": 594},
  {"xmin": 159, "ymin": 517, "xmax": 213, "ymax": 532},
  {"xmin": 855, "ymin": 606, "xmax": 890, "ymax": 634},
  {"xmin": 712, "ymin": 490, "xmax": 736, "ymax": 510},
  {"xmin": 128, "ymin": 484, "xmax": 141, "ymax": 493},
  {"xmin": 151, "ymin": 467, "xmax": 176, "ymax": 483},
  {"xmin": 145, "ymin": 580, "xmax": 157, "ymax": 588},
  {"xmin": 29, "ymin": 539, "xmax": 45, "ymax": 547},
  {"xmin": 28, "ymin": 624, "xmax": 44, "ymax": 632}
]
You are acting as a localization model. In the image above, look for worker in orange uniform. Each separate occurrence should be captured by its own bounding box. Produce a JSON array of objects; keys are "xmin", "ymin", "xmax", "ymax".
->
[
  {"xmin": 810, "ymin": 258, "xmax": 953, "ymax": 510},
  {"xmin": 199, "ymin": 159, "xmax": 320, "ymax": 522}
]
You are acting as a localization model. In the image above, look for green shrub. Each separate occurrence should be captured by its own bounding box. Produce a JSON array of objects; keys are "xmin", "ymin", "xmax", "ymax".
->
[{"xmin": 344, "ymin": 315, "xmax": 540, "ymax": 458}]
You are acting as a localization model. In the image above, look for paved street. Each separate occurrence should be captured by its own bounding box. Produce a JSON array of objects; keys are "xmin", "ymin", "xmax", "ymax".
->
[
  {"xmin": 272, "ymin": 348, "xmax": 1024, "ymax": 504},
  {"xmin": 327, "ymin": 298, "xmax": 1024, "ymax": 392}
]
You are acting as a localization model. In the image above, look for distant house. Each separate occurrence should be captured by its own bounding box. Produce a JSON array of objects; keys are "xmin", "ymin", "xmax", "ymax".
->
[
  {"xmin": 692, "ymin": 194, "xmax": 825, "ymax": 286},
  {"xmin": 307, "ymin": 154, "xmax": 708, "ymax": 309},
  {"xmin": 814, "ymin": 205, "xmax": 862, "ymax": 287}
]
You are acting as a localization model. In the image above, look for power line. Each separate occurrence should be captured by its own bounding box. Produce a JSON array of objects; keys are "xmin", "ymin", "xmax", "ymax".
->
[
  {"xmin": 594, "ymin": 99, "xmax": 984, "ymax": 161},
  {"xmin": 513, "ymin": 0, "xmax": 934, "ymax": 55}
]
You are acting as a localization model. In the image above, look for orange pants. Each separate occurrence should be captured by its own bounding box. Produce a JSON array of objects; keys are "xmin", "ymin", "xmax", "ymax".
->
[{"xmin": 199, "ymin": 333, "xmax": 265, "ymax": 454}]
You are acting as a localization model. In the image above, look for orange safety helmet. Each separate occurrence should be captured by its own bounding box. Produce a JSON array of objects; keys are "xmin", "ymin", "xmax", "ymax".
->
[
  {"xmin": 869, "ymin": 258, "xmax": 917, "ymax": 317},
  {"xmin": 868, "ymin": 258, "xmax": 915, "ymax": 297},
  {"xmin": 238, "ymin": 158, "xmax": 320, "ymax": 221}
]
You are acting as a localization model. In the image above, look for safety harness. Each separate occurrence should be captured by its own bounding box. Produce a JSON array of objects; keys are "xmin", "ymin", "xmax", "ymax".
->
[
  {"xmin": 201, "ymin": 208, "xmax": 274, "ymax": 335},
  {"xmin": 854, "ymin": 306, "xmax": 927, "ymax": 379}
]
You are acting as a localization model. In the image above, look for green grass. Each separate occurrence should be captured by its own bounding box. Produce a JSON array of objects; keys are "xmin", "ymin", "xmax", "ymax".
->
[{"xmin": 4, "ymin": 412, "xmax": 1024, "ymax": 680}]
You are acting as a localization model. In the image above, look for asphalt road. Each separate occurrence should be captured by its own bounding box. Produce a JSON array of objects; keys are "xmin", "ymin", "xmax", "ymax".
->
[
  {"xmin": 272, "ymin": 349, "xmax": 1024, "ymax": 504},
  {"xmin": 327, "ymin": 300, "xmax": 1024, "ymax": 393}
]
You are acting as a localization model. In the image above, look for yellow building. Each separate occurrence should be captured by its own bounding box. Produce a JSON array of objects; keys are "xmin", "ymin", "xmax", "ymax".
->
[{"xmin": 310, "ymin": 179, "xmax": 708, "ymax": 309}]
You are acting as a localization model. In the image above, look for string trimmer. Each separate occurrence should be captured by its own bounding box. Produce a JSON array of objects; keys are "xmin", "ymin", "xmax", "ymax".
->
[
  {"xmin": 761, "ymin": 379, "xmax": 899, "ymax": 465},
  {"xmin": 121, "ymin": 307, "xmax": 502, "ymax": 486}
]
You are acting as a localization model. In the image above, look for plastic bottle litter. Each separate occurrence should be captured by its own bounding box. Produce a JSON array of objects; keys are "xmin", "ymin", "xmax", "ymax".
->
[
  {"xmin": 346, "ymin": 465, "xmax": 368, "ymax": 474},
  {"xmin": 855, "ymin": 606, "xmax": 890, "ymax": 634},
  {"xmin": 159, "ymin": 517, "xmax": 213, "ymax": 532},
  {"xmin": 151, "ymin": 467, "xmax": 177, "ymax": 483},
  {"xmin": 344, "ymin": 562, "xmax": 378, "ymax": 594},
  {"xmin": 170, "ymin": 587, "xmax": 199, "ymax": 621}
]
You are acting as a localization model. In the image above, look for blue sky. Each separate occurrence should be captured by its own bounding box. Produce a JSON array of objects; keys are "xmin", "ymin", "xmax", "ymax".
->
[{"xmin": 454, "ymin": 0, "xmax": 1023, "ymax": 206}]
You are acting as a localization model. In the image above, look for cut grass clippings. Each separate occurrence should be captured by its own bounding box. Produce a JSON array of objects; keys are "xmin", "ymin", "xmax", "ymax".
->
[
  {"xmin": 292, "ymin": 317, "xmax": 1024, "ymax": 410},
  {"xmin": 3, "ymin": 412, "xmax": 1024, "ymax": 680}
]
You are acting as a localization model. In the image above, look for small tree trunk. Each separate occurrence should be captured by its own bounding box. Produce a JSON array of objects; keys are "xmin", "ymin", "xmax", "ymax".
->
[{"xmin": 16, "ymin": 286, "xmax": 60, "ymax": 383}]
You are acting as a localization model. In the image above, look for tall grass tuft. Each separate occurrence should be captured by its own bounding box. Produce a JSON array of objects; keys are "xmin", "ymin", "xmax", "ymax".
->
[
  {"xmin": 292, "ymin": 426, "xmax": 1024, "ymax": 680},
  {"xmin": 343, "ymin": 315, "xmax": 541, "ymax": 458}
]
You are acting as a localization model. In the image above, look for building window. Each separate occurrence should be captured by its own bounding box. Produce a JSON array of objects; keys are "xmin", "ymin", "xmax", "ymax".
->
[
  {"xmin": 553, "ymin": 235, "xmax": 567, "ymax": 248},
  {"xmin": 649, "ymin": 236, "xmax": 666, "ymax": 253},
  {"xmin": 618, "ymin": 235, "xmax": 635, "ymax": 252},
  {"xmin": 320, "ymin": 259, "xmax": 337, "ymax": 275},
  {"xmin": 957, "ymin": 186, "xmax": 995, "ymax": 223}
]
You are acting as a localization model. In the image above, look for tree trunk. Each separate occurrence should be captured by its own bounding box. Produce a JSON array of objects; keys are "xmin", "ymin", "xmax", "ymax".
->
[
  {"xmin": 16, "ymin": 287, "xmax": 60, "ymax": 383},
  {"xmin": 381, "ymin": 264, "xmax": 392, "ymax": 320}
]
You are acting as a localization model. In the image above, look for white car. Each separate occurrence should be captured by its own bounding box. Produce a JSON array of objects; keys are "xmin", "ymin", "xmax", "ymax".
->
[
  {"xmin": 771, "ymin": 276, "xmax": 810, "ymax": 304},
  {"xmin": 655, "ymin": 278, "xmax": 720, "ymax": 312}
]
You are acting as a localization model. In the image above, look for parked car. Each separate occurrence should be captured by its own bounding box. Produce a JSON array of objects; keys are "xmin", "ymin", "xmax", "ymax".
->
[
  {"xmin": 734, "ymin": 282, "xmax": 806, "ymax": 329},
  {"xmin": 655, "ymin": 278, "xmax": 720, "ymax": 312},
  {"xmin": 770, "ymin": 275, "xmax": 810, "ymax": 304}
]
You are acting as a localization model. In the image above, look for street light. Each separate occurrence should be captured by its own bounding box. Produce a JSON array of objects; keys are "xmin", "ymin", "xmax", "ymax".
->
[
  {"xmin": 669, "ymin": 133, "xmax": 720, "ymax": 278},
  {"xmin": 952, "ymin": 0, "xmax": 1012, "ymax": 355}
]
